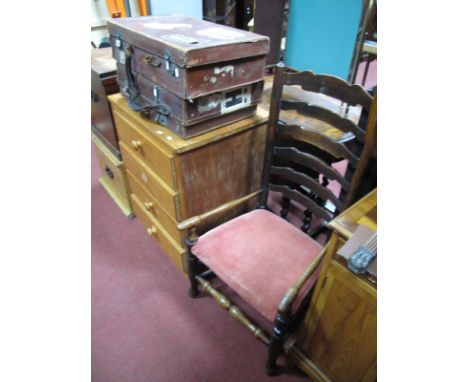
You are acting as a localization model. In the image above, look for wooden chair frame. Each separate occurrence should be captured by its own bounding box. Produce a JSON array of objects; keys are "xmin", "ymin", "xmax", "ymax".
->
[
  {"xmin": 178, "ymin": 195, "xmax": 328, "ymax": 375},
  {"xmin": 177, "ymin": 63, "xmax": 375, "ymax": 376}
]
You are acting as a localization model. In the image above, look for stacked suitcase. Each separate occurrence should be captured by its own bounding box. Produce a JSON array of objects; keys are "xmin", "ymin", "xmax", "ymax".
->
[{"xmin": 107, "ymin": 15, "xmax": 269, "ymax": 138}]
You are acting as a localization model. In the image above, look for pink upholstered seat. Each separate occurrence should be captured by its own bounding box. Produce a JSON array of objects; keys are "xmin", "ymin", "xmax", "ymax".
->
[{"xmin": 192, "ymin": 209, "xmax": 323, "ymax": 322}]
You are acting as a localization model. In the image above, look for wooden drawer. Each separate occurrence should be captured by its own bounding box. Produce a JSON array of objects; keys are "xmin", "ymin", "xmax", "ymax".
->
[
  {"xmin": 121, "ymin": 141, "xmax": 180, "ymax": 220},
  {"xmin": 131, "ymin": 193, "xmax": 185, "ymax": 273},
  {"xmin": 113, "ymin": 108, "xmax": 177, "ymax": 190},
  {"xmin": 127, "ymin": 170, "xmax": 184, "ymax": 246},
  {"xmin": 92, "ymin": 133, "xmax": 133, "ymax": 217}
]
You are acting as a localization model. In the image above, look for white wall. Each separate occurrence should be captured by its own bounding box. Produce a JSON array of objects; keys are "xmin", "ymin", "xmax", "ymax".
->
[
  {"xmin": 148, "ymin": 0, "xmax": 202, "ymax": 18},
  {"xmin": 91, "ymin": 0, "xmax": 110, "ymax": 48}
]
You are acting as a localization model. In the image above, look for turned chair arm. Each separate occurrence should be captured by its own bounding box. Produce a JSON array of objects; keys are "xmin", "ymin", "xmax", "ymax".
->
[
  {"xmin": 177, "ymin": 191, "xmax": 261, "ymax": 231},
  {"xmin": 277, "ymin": 245, "xmax": 328, "ymax": 316}
]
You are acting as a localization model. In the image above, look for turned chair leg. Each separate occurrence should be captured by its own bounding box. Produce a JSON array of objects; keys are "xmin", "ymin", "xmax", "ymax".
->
[
  {"xmin": 185, "ymin": 232, "xmax": 199, "ymax": 298},
  {"xmin": 265, "ymin": 314, "xmax": 289, "ymax": 376},
  {"xmin": 186, "ymin": 251, "xmax": 199, "ymax": 298}
]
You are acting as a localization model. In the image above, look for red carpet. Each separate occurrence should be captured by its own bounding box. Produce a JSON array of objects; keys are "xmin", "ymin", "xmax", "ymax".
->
[{"xmin": 91, "ymin": 143, "xmax": 309, "ymax": 382}]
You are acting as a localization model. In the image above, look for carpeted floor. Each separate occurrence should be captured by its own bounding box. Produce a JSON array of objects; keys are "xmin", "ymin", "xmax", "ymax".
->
[{"xmin": 91, "ymin": 143, "xmax": 310, "ymax": 382}]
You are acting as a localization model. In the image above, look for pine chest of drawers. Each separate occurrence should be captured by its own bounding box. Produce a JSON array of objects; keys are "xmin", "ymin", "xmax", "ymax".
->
[
  {"xmin": 109, "ymin": 93, "xmax": 269, "ymax": 273},
  {"xmin": 91, "ymin": 132, "xmax": 133, "ymax": 217}
]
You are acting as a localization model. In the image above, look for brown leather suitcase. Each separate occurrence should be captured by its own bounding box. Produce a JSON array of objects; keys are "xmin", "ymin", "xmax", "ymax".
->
[
  {"xmin": 91, "ymin": 48, "xmax": 121, "ymax": 158},
  {"xmin": 116, "ymin": 64, "xmax": 264, "ymax": 138},
  {"xmin": 107, "ymin": 15, "xmax": 268, "ymax": 98},
  {"xmin": 107, "ymin": 15, "xmax": 269, "ymax": 137}
]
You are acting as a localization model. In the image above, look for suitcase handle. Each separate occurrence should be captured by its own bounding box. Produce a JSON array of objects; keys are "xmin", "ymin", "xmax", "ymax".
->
[
  {"xmin": 141, "ymin": 104, "xmax": 171, "ymax": 126},
  {"xmin": 144, "ymin": 50, "xmax": 178, "ymax": 77},
  {"xmin": 123, "ymin": 46, "xmax": 140, "ymax": 103},
  {"xmin": 121, "ymin": 46, "xmax": 171, "ymax": 124},
  {"xmin": 121, "ymin": 84, "xmax": 171, "ymax": 125},
  {"xmin": 163, "ymin": 49, "xmax": 179, "ymax": 78}
]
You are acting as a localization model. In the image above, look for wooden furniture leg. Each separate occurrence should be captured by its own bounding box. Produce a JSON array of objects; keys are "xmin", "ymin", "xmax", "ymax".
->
[
  {"xmin": 196, "ymin": 275, "xmax": 270, "ymax": 345},
  {"xmin": 266, "ymin": 312, "xmax": 290, "ymax": 375},
  {"xmin": 185, "ymin": 228, "xmax": 200, "ymax": 298}
]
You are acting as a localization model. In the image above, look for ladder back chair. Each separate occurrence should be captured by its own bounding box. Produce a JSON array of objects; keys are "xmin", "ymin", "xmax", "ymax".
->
[
  {"xmin": 177, "ymin": 63, "xmax": 374, "ymax": 376},
  {"xmin": 269, "ymin": 63, "xmax": 374, "ymax": 218}
]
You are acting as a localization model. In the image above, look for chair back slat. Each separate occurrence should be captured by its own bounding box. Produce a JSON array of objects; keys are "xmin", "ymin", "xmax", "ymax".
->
[
  {"xmin": 258, "ymin": 63, "xmax": 375, "ymax": 231},
  {"xmin": 273, "ymin": 147, "xmax": 350, "ymax": 192},
  {"xmin": 278, "ymin": 124, "xmax": 359, "ymax": 167},
  {"xmin": 283, "ymin": 70, "xmax": 373, "ymax": 111},
  {"xmin": 269, "ymin": 184, "xmax": 333, "ymax": 221},
  {"xmin": 271, "ymin": 166, "xmax": 344, "ymax": 211},
  {"xmin": 281, "ymin": 100, "xmax": 366, "ymax": 143}
]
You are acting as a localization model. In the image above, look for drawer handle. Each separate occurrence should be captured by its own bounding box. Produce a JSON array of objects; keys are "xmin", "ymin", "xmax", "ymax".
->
[
  {"xmin": 143, "ymin": 201, "xmax": 154, "ymax": 211},
  {"xmin": 131, "ymin": 140, "xmax": 142, "ymax": 150},
  {"xmin": 147, "ymin": 226, "xmax": 157, "ymax": 236},
  {"xmin": 105, "ymin": 165, "xmax": 114, "ymax": 179}
]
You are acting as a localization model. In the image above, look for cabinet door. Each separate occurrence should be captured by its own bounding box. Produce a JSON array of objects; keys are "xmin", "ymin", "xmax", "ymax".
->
[{"xmin": 297, "ymin": 261, "xmax": 377, "ymax": 382}]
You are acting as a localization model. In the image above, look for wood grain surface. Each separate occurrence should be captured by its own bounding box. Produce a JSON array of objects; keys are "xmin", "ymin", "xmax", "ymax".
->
[
  {"xmin": 127, "ymin": 170, "xmax": 184, "ymax": 246},
  {"xmin": 328, "ymin": 189, "xmax": 377, "ymax": 240},
  {"xmin": 113, "ymin": 108, "xmax": 177, "ymax": 190},
  {"xmin": 120, "ymin": 142, "xmax": 180, "ymax": 220},
  {"xmin": 261, "ymin": 75, "xmax": 362, "ymax": 144},
  {"xmin": 131, "ymin": 193, "xmax": 186, "ymax": 273},
  {"xmin": 287, "ymin": 190, "xmax": 377, "ymax": 382},
  {"xmin": 296, "ymin": 261, "xmax": 376, "ymax": 382},
  {"xmin": 177, "ymin": 122, "xmax": 267, "ymax": 218}
]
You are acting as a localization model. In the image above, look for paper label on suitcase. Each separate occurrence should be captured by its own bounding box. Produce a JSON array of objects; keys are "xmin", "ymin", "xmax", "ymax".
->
[
  {"xmin": 197, "ymin": 94, "xmax": 222, "ymax": 113},
  {"xmin": 118, "ymin": 50, "xmax": 126, "ymax": 65},
  {"xmin": 196, "ymin": 27, "xmax": 245, "ymax": 40},
  {"xmin": 220, "ymin": 86, "xmax": 251, "ymax": 114},
  {"xmin": 161, "ymin": 34, "xmax": 209, "ymax": 45}
]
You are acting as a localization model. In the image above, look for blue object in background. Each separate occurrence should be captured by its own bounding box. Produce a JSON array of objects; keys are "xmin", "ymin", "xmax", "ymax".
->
[
  {"xmin": 285, "ymin": 0, "xmax": 362, "ymax": 79},
  {"xmin": 149, "ymin": 0, "xmax": 202, "ymax": 19}
]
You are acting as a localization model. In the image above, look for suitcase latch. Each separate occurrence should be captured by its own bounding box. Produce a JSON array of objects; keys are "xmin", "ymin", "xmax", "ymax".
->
[
  {"xmin": 144, "ymin": 55, "xmax": 162, "ymax": 68},
  {"xmin": 163, "ymin": 49, "xmax": 180, "ymax": 78},
  {"xmin": 115, "ymin": 33, "xmax": 122, "ymax": 49}
]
